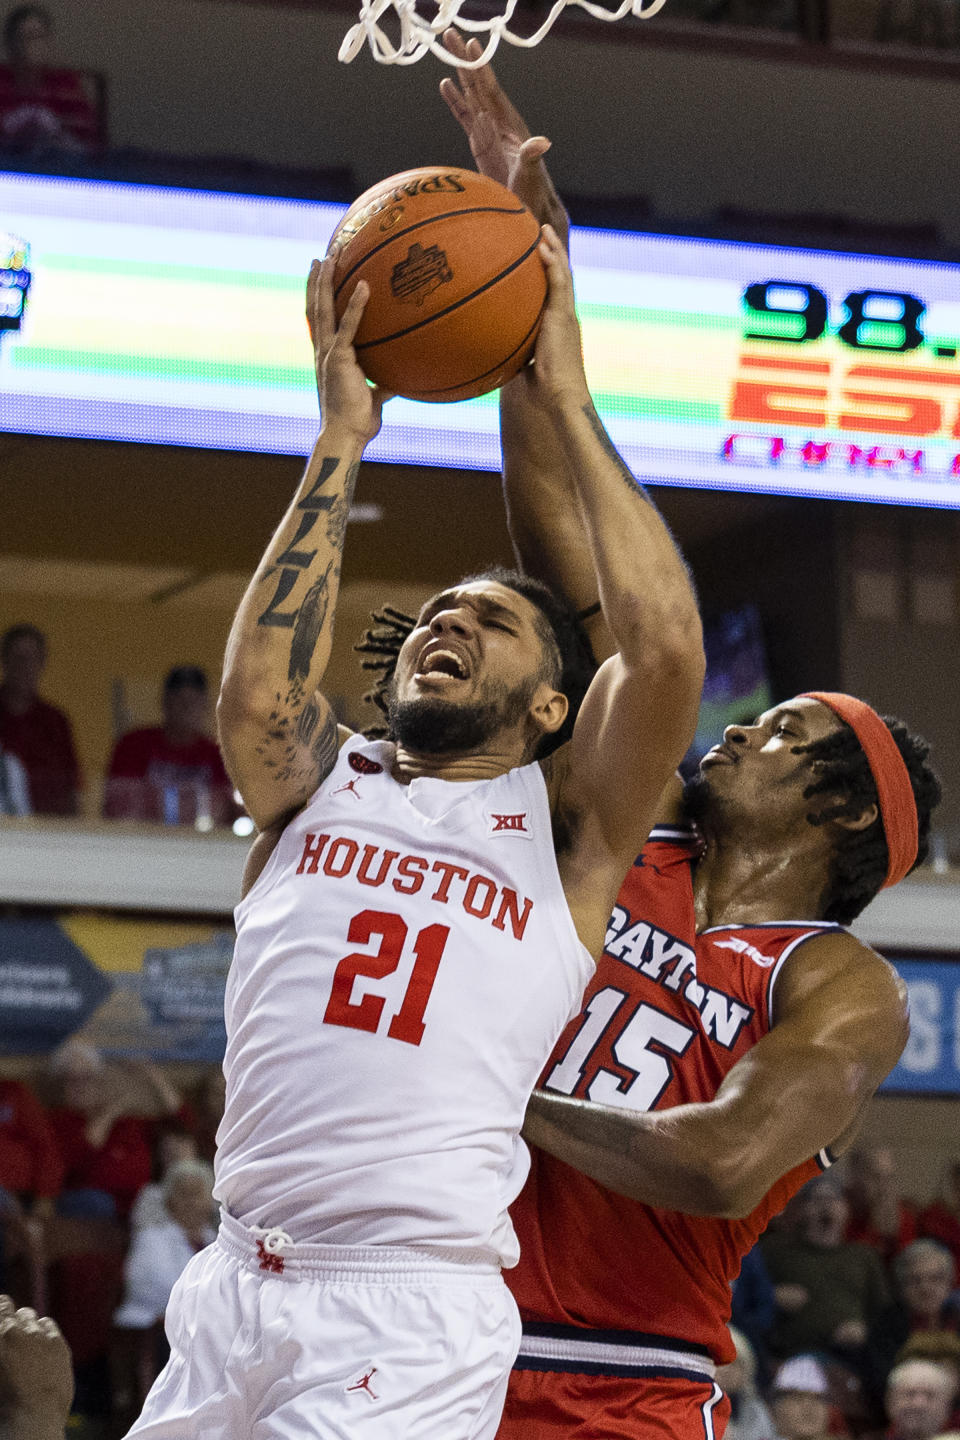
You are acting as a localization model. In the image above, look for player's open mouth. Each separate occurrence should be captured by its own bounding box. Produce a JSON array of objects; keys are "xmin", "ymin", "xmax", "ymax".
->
[{"xmin": 414, "ymin": 644, "xmax": 472, "ymax": 685}]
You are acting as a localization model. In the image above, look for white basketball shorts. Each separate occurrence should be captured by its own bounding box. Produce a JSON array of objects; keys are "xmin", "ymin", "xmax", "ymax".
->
[{"xmin": 124, "ymin": 1210, "xmax": 521, "ymax": 1440}]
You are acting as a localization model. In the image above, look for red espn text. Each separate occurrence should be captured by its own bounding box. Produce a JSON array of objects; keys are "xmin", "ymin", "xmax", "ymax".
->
[{"xmin": 730, "ymin": 355, "xmax": 960, "ymax": 439}]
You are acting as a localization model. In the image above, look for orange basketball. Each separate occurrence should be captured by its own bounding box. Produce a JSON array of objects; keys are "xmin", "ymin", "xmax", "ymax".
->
[{"xmin": 327, "ymin": 167, "xmax": 547, "ymax": 404}]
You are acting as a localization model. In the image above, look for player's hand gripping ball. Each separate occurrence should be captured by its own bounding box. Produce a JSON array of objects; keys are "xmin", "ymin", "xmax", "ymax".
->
[{"xmin": 327, "ymin": 167, "xmax": 547, "ymax": 403}]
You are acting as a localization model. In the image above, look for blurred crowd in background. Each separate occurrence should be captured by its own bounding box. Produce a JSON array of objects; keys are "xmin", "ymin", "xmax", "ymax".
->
[
  {"xmin": 1, "ymin": 1041, "xmax": 960, "ymax": 1436},
  {"xmin": 0, "ymin": 1043, "xmax": 224, "ymax": 1432}
]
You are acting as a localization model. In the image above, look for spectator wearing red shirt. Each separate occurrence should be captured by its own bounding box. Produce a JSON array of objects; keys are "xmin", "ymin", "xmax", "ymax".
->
[
  {"xmin": 47, "ymin": 1042, "xmax": 185, "ymax": 1220},
  {"xmin": 0, "ymin": 1078, "xmax": 61, "ymax": 1210},
  {"xmin": 0, "ymin": 1079, "xmax": 60, "ymax": 1309},
  {"xmin": 0, "ymin": 4, "xmax": 101, "ymax": 155},
  {"xmin": 846, "ymin": 1145, "xmax": 919, "ymax": 1263},
  {"xmin": 0, "ymin": 625, "xmax": 81, "ymax": 817},
  {"xmin": 103, "ymin": 665, "xmax": 240, "ymax": 828},
  {"xmin": 920, "ymin": 1162, "xmax": 960, "ymax": 1275}
]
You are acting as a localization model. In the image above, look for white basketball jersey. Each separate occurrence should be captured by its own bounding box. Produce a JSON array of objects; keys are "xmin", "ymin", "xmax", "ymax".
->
[{"xmin": 214, "ymin": 735, "xmax": 594, "ymax": 1266}]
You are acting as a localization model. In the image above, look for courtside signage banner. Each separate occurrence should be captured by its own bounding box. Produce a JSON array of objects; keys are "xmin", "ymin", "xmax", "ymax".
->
[
  {"xmin": 881, "ymin": 954, "xmax": 960, "ymax": 1094},
  {"xmin": 0, "ymin": 913, "xmax": 232, "ymax": 1060},
  {"xmin": 4, "ymin": 169, "xmax": 960, "ymax": 506}
]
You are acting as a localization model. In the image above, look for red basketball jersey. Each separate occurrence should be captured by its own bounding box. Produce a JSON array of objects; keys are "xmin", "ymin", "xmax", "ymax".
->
[{"xmin": 508, "ymin": 823, "xmax": 843, "ymax": 1363}]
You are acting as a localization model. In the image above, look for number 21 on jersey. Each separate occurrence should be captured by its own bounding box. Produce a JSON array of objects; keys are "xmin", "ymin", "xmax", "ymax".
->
[{"xmin": 323, "ymin": 908, "xmax": 449, "ymax": 1047}]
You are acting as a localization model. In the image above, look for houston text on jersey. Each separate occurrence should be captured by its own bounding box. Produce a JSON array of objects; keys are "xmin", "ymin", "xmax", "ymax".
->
[{"xmin": 295, "ymin": 831, "xmax": 534, "ymax": 941}]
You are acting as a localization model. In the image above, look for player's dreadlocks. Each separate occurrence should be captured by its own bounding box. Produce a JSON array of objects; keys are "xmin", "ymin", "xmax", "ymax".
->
[
  {"xmin": 795, "ymin": 717, "xmax": 941, "ymax": 925},
  {"xmin": 354, "ymin": 568, "xmax": 597, "ymax": 760}
]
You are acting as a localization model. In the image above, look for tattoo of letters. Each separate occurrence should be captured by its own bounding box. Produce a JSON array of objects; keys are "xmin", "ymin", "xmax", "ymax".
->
[
  {"xmin": 250, "ymin": 451, "xmax": 357, "ymax": 790},
  {"xmin": 255, "ymin": 455, "xmax": 346, "ymax": 631}
]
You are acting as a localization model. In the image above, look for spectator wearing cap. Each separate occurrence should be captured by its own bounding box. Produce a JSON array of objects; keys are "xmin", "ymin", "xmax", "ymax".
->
[
  {"xmin": 769, "ymin": 1355, "xmax": 833, "ymax": 1440},
  {"xmin": 921, "ymin": 1164, "xmax": 960, "ymax": 1276},
  {"xmin": 103, "ymin": 665, "xmax": 239, "ymax": 827},
  {"xmin": 846, "ymin": 1146, "xmax": 918, "ymax": 1263},
  {"xmin": 0, "ymin": 4, "xmax": 101, "ymax": 154},
  {"xmin": 0, "ymin": 624, "xmax": 81, "ymax": 816},
  {"xmin": 718, "ymin": 1326, "xmax": 776, "ymax": 1440},
  {"xmin": 761, "ymin": 1174, "xmax": 890, "ymax": 1367},
  {"xmin": 885, "ymin": 1359, "xmax": 957, "ymax": 1440},
  {"xmin": 868, "ymin": 1244, "xmax": 960, "ymax": 1404}
]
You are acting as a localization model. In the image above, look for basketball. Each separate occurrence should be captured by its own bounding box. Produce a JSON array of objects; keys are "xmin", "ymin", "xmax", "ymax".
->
[{"xmin": 327, "ymin": 166, "xmax": 547, "ymax": 403}]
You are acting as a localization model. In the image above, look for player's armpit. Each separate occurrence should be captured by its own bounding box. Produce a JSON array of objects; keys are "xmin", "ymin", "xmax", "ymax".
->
[
  {"xmin": 524, "ymin": 933, "xmax": 908, "ymax": 1219},
  {"xmin": 560, "ymin": 638, "xmax": 703, "ymax": 867}
]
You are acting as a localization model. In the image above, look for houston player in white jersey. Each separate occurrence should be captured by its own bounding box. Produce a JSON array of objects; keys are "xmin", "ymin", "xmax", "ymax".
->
[{"xmin": 122, "ymin": 213, "xmax": 704, "ymax": 1436}]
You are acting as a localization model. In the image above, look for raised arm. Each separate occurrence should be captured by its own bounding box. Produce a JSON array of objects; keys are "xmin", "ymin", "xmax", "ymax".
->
[
  {"xmin": 530, "ymin": 229, "xmax": 704, "ymax": 870},
  {"xmin": 523, "ymin": 933, "xmax": 909, "ymax": 1217},
  {"xmin": 440, "ymin": 30, "xmax": 615, "ymax": 662},
  {"xmin": 217, "ymin": 261, "xmax": 389, "ymax": 830}
]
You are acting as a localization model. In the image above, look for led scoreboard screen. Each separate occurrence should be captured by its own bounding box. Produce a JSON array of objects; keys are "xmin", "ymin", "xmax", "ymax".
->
[{"xmin": 3, "ymin": 168, "xmax": 960, "ymax": 507}]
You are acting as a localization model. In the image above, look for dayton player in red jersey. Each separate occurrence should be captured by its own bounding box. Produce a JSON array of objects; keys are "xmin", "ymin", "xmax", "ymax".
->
[
  {"xmin": 504, "ymin": 700, "xmax": 938, "ymax": 1440},
  {"xmin": 439, "ymin": 40, "xmax": 942, "ymax": 1438}
]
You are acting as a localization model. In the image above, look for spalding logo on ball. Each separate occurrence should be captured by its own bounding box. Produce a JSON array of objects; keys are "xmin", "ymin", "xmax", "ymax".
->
[{"xmin": 327, "ymin": 167, "xmax": 547, "ymax": 404}]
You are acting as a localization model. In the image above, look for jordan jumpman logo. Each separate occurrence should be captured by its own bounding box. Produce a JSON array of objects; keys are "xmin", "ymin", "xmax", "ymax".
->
[{"xmin": 345, "ymin": 1366, "xmax": 379, "ymax": 1401}]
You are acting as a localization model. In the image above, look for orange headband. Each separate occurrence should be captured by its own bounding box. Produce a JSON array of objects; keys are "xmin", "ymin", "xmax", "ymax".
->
[{"xmin": 801, "ymin": 692, "xmax": 918, "ymax": 888}]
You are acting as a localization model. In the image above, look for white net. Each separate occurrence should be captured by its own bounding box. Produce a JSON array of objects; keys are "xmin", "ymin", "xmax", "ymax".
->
[{"xmin": 338, "ymin": 0, "xmax": 669, "ymax": 65}]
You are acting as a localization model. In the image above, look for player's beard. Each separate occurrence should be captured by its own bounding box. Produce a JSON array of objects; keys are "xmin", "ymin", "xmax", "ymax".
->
[
  {"xmin": 681, "ymin": 771, "xmax": 718, "ymax": 833},
  {"xmin": 388, "ymin": 674, "xmax": 538, "ymax": 756}
]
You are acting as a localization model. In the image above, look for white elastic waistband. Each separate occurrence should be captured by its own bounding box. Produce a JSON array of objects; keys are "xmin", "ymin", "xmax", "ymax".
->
[
  {"xmin": 217, "ymin": 1210, "xmax": 502, "ymax": 1284},
  {"xmin": 517, "ymin": 1331, "xmax": 716, "ymax": 1379}
]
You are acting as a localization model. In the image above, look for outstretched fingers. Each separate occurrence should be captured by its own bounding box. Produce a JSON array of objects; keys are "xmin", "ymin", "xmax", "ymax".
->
[
  {"xmin": 307, "ymin": 255, "xmax": 339, "ymax": 355},
  {"xmin": 539, "ymin": 223, "xmax": 568, "ymax": 276},
  {"xmin": 334, "ymin": 279, "xmax": 369, "ymax": 350},
  {"xmin": 440, "ymin": 28, "xmax": 528, "ymax": 144},
  {"xmin": 439, "ymin": 32, "xmax": 483, "ymax": 135}
]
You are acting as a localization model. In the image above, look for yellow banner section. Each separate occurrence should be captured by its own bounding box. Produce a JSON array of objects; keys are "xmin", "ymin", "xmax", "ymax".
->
[{"xmin": 59, "ymin": 914, "xmax": 227, "ymax": 974}]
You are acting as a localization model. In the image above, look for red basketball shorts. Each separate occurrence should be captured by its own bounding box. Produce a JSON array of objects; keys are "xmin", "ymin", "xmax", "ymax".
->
[{"xmin": 498, "ymin": 1325, "xmax": 729, "ymax": 1440}]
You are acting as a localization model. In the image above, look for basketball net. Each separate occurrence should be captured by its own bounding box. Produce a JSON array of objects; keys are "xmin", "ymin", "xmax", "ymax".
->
[{"xmin": 338, "ymin": 0, "xmax": 669, "ymax": 66}]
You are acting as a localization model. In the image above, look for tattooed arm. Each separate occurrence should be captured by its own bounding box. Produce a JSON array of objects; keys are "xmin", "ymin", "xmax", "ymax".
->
[{"xmin": 217, "ymin": 260, "xmax": 390, "ymax": 832}]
